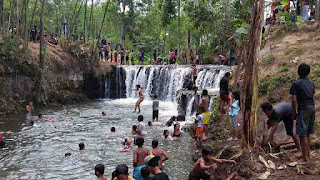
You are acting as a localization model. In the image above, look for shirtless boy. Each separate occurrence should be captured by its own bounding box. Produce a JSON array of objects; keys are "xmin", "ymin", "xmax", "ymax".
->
[
  {"xmin": 133, "ymin": 137, "xmax": 150, "ymax": 180},
  {"xmin": 94, "ymin": 164, "xmax": 107, "ymax": 180},
  {"xmin": 189, "ymin": 146, "xmax": 235, "ymax": 180},
  {"xmin": 201, "ymin": 90, "xmax": 210, "ymax": 140},
  {"xmin": 26, "ymin": 101, "xmax": 34, "ymax": 125},
  {"xmin": 151, "ymin": 140, "xmax": 169, "ymax": 169}
]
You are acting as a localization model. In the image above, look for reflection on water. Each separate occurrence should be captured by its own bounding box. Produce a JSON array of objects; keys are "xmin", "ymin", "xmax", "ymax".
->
[{"xmin": 0, "ymin": 99, "xmax": 194, "ymax": 179}]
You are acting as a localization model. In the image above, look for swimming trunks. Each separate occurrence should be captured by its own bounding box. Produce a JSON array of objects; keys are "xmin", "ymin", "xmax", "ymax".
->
[
  {"xmin": 133, "ymin": 165, "xmax": 145, "ymax": 180},
  {"xmin": 203, "ymin": 112, "xmax": 210, "ymax": 125},
  {"xmin": 196, "ymin": 127, "xmax": 203, "ymax": 138}
]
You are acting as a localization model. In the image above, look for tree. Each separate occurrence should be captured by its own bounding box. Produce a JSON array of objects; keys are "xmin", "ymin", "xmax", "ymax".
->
[
  {"xmin": 242, "ymin": 0, "xmax": 264, "ymax": 148},
  {"xmin": 34, "ymin": 0, "xmax": 46, "ymax": 104}
]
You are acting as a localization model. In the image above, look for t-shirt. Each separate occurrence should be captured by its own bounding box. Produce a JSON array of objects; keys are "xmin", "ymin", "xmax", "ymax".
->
[
  {"xmin": 290, "ymin": 78, "xmax": 315, "ymax": 110},
  {"xmin": 229, "ymin": 100, "xmax": 240, "ymax": 116},
  {"xmin": 153, "ymin": 100, "xmax": 159, "ymax": 111},
  {"xmin": 153, "ymin": 172, "xmax": 169, "ymax": 180},
  {"xmin": 220, "ymin": 76, "xmax": 229, "ymax": 94},
  {"xmin": 268, "ymin": 102, "xmax": 293, "ymax": 123},
  {"xmin": 196, "ymin": 113, "xmax": 204, "ymax": 127}
]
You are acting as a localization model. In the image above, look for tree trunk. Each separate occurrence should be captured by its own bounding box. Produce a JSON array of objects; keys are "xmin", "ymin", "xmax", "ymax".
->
[
  {"xmin": 97, "ymin": 1, "xmax": 109, "ymax": 46},
  {"xmin": 90, "ymin": 0, "xmax": 94, "ymax": 39},
  {"xmin": 315, "ymin": 0, "xmax": 320, "ymax": 20},
  {"xmin": 0, "ymin": 0, "xmax": 4, "ymax": 36},
  {"xmin": 71, "ymin": 2, "xmax": 83, "ymax": 35},
  {"xmin": 177, "ymin": 0, "xmax": 181, "ymax": 62},
  {"xmin": 30, "ymin": 0, "xmax": 38, "ymax": 41},
  {"xmin": 242, "ymin": 0, "xmax": 264, "ymax": 149},
  {"xmin": 69, "ymin": 0, "xmax": 80, "ymax": 35},
  {"xmin": 23, "ymin": 0, "xmax": 29, "ymax": 42},
  {"xmin": 84, "ymin": 0, "xmax": 88, "ymax": 42},
  {"xmin": 120, "ymin": 0, "xmax": 126, "ymax": 48},
  {"xmin": 34, "ymin": 0, "xmax": 46, "ymax": 104}
]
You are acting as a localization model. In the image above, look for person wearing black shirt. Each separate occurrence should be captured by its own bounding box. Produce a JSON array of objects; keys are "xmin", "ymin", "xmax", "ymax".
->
[
  {"xmin": 261, "ymin": 102, "xmax": 301, "ymax": 153},
  {"xmin": 290, "ymin": 63, "xmax": 315, "ymax": 162},
  {"xmin": 219, "ymin": 72, "xmax": 231, "ymax": 115},
  {"xmin": 147, "ymin": 156, "xmax": 169, "ymax": 180}
]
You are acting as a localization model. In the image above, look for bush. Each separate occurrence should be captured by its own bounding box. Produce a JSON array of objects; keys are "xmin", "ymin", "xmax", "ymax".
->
[
  {"xmin": 210, "ymin": 98, "xmax": 220, "ymax": 122},
  {"xmin": 310, "ymin": 62, "xmax": 320, "ymax": 87},
  {"xmin": 276, "ymin": 21, "xmax": 298, "ymax": 37},
  {"xmin": 261, "ymin": 54, "xmax": 275, "ymax": 66},
  {"xmin": 279, "ymin": 65, "xmax": 289, "ymax": 72},
  {"xmin": 258, "ymin": 74, "xmax": 293, "ymax": 96}
]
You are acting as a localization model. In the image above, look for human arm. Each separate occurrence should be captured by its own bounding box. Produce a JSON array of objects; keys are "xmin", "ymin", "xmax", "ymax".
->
[
  {"xmin": 291, "ymin": 95, "xmax": 298, "ymax": 119},
  {"xmin": 137, "ymin": 123, "xmax": 142, "ymax": 134},
  {"xmin": 199, "ymin": 159, "xmax": 216, "ymax": 170},
  {"xmin": 266, "ymin": 121, "xmax": 279, "ymax": 144},
  {"xmin": 209, "ymin": 156, "xmax": 236, "ymax": 164},
  {"xmin": 162, "ymin": 151, "xmax": 169, "ymax": 162},
  {"xmin": 133, "ymin": 150, "xmax": 137, "ymax": 167}
]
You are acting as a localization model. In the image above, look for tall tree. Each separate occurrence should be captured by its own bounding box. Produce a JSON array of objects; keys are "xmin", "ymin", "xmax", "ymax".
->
[
  {"xmin": 242, "ymin": 0, "xmax": 264, "ymax": 148},
  {"xmin": 84, "ymin": 0, "xmax": 88, "ymax": 42},
  {"xmin": 316, "ymin": 0, "xmax": 320, "ymax": 20},
  {"xmin": 0, "ymin": 0, "xmax": 4, "ymax": 36},
  {"xmin": 177, "ymin": 0, "xmax": 181, "ymax": 62},
  {"xmin": 30, "ymin": 0, "xmax": 39, "ymax": 41},
  {"xmin": 34, "ymin": 0, "xmax": 46, "ymax": 104}
]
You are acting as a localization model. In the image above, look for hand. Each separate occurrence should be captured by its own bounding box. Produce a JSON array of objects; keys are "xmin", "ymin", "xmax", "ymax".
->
[
  {"xmin": 228, "ymin": 160, "xmax": 236, "ymax": 164},
  {"xmin": 210, "ymin": 164, "xmax": 218, "ymax": 169}
]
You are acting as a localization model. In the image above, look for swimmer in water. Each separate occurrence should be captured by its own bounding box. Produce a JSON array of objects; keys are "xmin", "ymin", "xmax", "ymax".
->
[
  {"xmin": 148, "ymin": 121, "xmax": 153, "ymax": 126},
  {"xmin": 111, "ymin": 127, "xmax": 116, "ymax": 132},
  {"xmin": 38, "ymin": 114, "xmax": 43, "ymax": 121},
  {"xmin": 120, "ymin": 138, "xmax": 133, "ymax": 152},
  {"xmin": 150, "ymin": 140, "xmax": 169, "ymax": 169},
  {"xmin": 26, "ymin": 100, "xmax": 34, "ymax": 126},
  {"xmin": 132, "ymin": 125, "xmax": 138, "ymax": 135},
  {"xmin": 137, "ymin": 115, "xmax": 147, "ymax": 136},
  {"xmin": 131, "ymin": 85, "xmax": 144, "ymax": 113},
  {"xmin": 133, "ymin": 137, "xmax": 150, "ymax": 180},
  {"xmin": 94, "ymin": 163, "xmax": 107, "ymax": 180},
  {"xmin": 140, "ymin": 166, "xmax": 152, "ymax": 180},
  {"xmin": 113, "ymin": 164, "xmax": 134, "ymax": 180},
  {"xmin": 79, "ymin": 142, "xmax": 85, "ymax": 151},
  {"xmin": 171, "ymin": 124, "xmax": 183, "ymax": 140},
  {"xmin": 65, "ymin": 153, "xmax": 71, "ymax": 157},
  {"xmin": 0, "ymin": 133, "xmax": 6, "ymax": 148},
  {"xmin": 163, "ymin": 130, "xmax": 173, "ymax": 140},
  {"xmin": 102, "ymin": 112, "xmax": 106, "ymax": 116}
]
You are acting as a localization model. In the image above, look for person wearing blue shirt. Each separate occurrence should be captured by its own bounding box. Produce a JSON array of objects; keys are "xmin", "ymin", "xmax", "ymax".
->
[{"xmin": 228, "ymin": 91, "xmax": 240, "ymax": 141}]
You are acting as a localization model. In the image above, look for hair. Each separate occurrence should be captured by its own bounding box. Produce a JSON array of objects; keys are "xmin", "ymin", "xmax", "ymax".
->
[
  {"xmin": 140, "ymin": 166, "xmax": 150, "ymax": 177},
  {"xmin": 163, "ymin": 130, "xmax": 169, "ymax": 137},
  {"xmin": 298, "ymin": 63, "xmax": 310, "ymax": 78},
  {"xmin": 95, "ymin": 164, "xmax": 105, "ymax": 175},
  {"xmin": 148, "ymin": 157, "xmax": 159, "ymax": 167},
  {"xmin": 136, "ymin": 137, "xmax": 144, "ymax": 147},
  {"xmin": 115, "ymin": 164, "xmax": 129, "ymax": 175},
  {"xmin": 38, "ymin": 114, "xmax": 42, "ymax": 118},
  {"xmin": 79, "ymin": 142, "xmax": 85, "ymax": 150},
  {"xmin": 171, "ymin": 116, "xmax": 176, "ymax": 121},
  {"xmin": 122, "ymin": 138, "xmax": 129, "ymax": 145},
  {"xmin": 202, "ymin": 89, "xmax": 208, "ymax": 96},
  {"xmin": 136, "ymin": 84, "xmax": 141, "ymax": 88},
  {"xmin": 132, "ymin": 125, "xmax": 137, "ymax": 131},
  {"xmin": 111, "ymin": 127, "xmax": 116, "ymax": 132},
  {"xmin": 174, "ymin": 124, "xmax": 180, "ymax": 131},
  {"xmin": 152, "ymin": 140, "xmax": 158, "ymax": 148},
  {"xmin": 65, "ymin": 153, "xmax": 71, "ymax": 157},
  {"xmin": 198, "ymin": 105, "xmax": 205, "ymax": 113},
  {"xmin": 154, "ymin": 95, "xmax": 158, "ymax": 99},
  {"xmin": 148, "ymin": 121, "xmax": 152, "ymax": 126},
  {"xmin": 225, "ymin": 72, "xmax": 231, "ymax": 77},
  {"xmin": 261, "ymin": 102, "xmax": 273, "ymax": 111},
  {"xmin": 138, "ymin": 115, "xmax": 144, "ymax": 122},
  {"xmin": 202, "ymin": 145, "xmax": 214, "ymax": 156},
  {"xmin": 232, "ymin": 91, "xmax": 241, "ymax": 106}
]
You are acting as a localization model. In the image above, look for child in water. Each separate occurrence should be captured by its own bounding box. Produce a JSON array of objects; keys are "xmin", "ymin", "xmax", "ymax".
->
[
  {"xmin": 132, "ymin": 125, "xmax": 138, "ymax": 135},
  {"xmin": 163, "ymin": 130, "xmax": 173, "ymax": 140},
  {"xmin": 79, "ymin": 142, "xmax": 85, "ymax": 151},
  {"xmin": 189, "ymin": 146, "xmax": 235, "ymax": 180},
  {"xmin": 94, "ymin": 163, "xmax": 107, "ymax": 180},
  {"xmin": 120, "ymin": 138, "xmax": 133, "ymax": 152},
  {"xmin": 171, "ymin": 124, "xmax": 183, "ymax": 140},
  {"xmin": 228, "ymin": 91, "xmax": 240, "ymax": 141}
]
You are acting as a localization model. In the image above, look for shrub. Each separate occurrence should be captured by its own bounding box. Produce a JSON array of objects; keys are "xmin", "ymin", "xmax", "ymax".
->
[
  {"xmin": 310, "ymin": 62, "xmax": 320, "ymax": 87},
  {"xmin": 279, "ymin": 65, "xmax": 289, "ymax": 72},
  {"xmin": 261, "ymin": 54, "xmax": 275, "ymax": 66},
  {"xmin": 258, "ymin": 74, "xmax": 293, "ymax": 96}
]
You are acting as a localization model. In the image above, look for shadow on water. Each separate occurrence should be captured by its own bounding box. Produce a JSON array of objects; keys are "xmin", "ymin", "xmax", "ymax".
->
[{"xmin": 0, "ymin": 99, "xmax": 194, "ymax": 179}]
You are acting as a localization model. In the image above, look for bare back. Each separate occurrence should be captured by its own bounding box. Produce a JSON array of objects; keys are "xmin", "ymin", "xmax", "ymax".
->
[
  {"xmin": 190, "ymin": 157, "xmax": 216, "ymax": 176},
  {"xmin": 133, "ymin": 147, "xmax": 149, "ymax": 167},
  {"xmin": 201, "ymin": 96, "xmax": 209, "ymax": 112},
  {"xmin": 151, "ymin": 148, "xmax": 165, "ymax": 168}
]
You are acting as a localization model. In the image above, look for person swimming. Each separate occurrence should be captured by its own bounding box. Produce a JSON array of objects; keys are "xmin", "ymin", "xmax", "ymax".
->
[
  {"xmin": 172, "ymin": 124, "xmax": 183, "ymax": 139},
  {"xmin": 25, "ymin": 100, "xmax": 34, "ymax": 126},
  {"xmin": 65, "ymin": 153, "xmax": 71, "ymax": 157},
  {"xmin": 79, "ymin": 142, "xmax": 85, "ymax": 151},
  {"xmin": 102, "ymin": 112, "xmax": 106, "ymax": 116},
  {"xmin": 163, "ymin": 130, "xmax": 173, "ymax": 140},
  {"xmin": 95, "ymin": 163, "xmax": 107, "ymax": 180},
  {"xmin": 137, "ymin": 115, "xmax": 147, "ymax": 136},
  {"xmin": 111, "ymin": 127, "xmax": 116, "ymax": 132},
  {"xmin": 38, "ymin": 114, "xmax": 43, "ymax": 121},
  {"xmin": 120, "ymin": 138, "xmax": 133, "ymax": 152},
  {"xmin": 148, "ymin": 121, "xmax": 153, "ymax": 126},
  {"xmin": 165, "ymin": 116, "xmax": 176, "ymax": 127},
  {"xmin": 132, "ymin": 125, "xmax": 138, "ymax": 135}
]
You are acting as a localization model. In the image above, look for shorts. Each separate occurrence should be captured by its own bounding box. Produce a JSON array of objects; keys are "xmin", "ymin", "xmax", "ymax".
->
[
  {"xmin": 136, "ymin": 97, "xmax": 144, "ymax": 106},
  {"xmin": 188, "ymin": 171, "xmax": 212, "ymax": 180},
  {"xmin": 203, "ymin": 112, "xmax": 210, "ymax": 125},
  {"xmin": 153, "ymin": 110, "xmax": 159, "ymax": 120},
  {"xmin": 133, "ymin": 165, "xmax": 145, "ymax": 180},
  {"xmin": 282, "ymin": 115, "xmax": 294, "ymax": 137},
  {"xmin": 220, "ymin": 93, "xmax": 230, "ymax": 102},
  {"xmin": 296, "ymin": 109, "xmax": 315, "ymax": 137},
  {"xmin": 231, "ymin": 115, "xmax": 238, "ymax": 129},
  {"xmin": 26, "ymin": 114, "xmax": 33, "ymax": 121},
  {"xmin": 196, "ymin": 127, "xmax": 203, "ymax": 138}
]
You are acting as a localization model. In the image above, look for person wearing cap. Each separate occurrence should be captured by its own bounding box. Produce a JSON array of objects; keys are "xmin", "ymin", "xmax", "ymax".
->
[
  {"xmin": 147, "ymin": 156, "xmax": 169, "ymax": 180},
  {"xmin": 113, "ymin": 164, "xmax": 134, "ymax": 180}
]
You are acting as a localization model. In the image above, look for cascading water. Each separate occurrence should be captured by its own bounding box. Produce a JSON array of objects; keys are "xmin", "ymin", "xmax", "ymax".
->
[{"xmin": 104, "ymin": 65, "xmax": 230, "ymax": 116}]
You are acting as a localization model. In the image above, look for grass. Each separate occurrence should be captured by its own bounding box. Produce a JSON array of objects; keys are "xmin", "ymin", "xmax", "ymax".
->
[
  {"xmin": 287, "ymin": 47, "xmax": 304, "ymax": 56},
  {"xmin": 279, "ymin": 65, "xmax": 289, "ymax": 72},
  {"xmin": 261, "ymin": 53, "xmax": 276, "ymax": 66},
  {"xmin": 259, "ymin": 73, "xmax": 293, "ymax": 96},
  {"xmin": 310, "ymin": 62, "xmax": 320, "ymax": 87}
]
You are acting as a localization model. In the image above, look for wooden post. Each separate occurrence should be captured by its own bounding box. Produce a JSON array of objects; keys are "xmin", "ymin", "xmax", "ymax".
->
[{"xmin": 242, "ymin": 0, "xmax": 264, "ymax": 148}]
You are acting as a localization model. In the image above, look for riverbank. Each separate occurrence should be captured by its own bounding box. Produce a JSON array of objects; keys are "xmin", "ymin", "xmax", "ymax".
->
[{"xmin": 0, "ymin": 37, "xmax": 114, "ymax": 116}]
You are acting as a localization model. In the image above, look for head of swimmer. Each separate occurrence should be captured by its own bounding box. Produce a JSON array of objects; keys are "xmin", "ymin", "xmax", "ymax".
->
[
  {"xmin": 138, "ymin": 115, "xmax": 144, "ymax": 122},
  {"xmin": 94, "ymin": 163, "xmax": 105, "ymax": 178},
  {"xmin": 163, "ymin": 130, "xmax": 170, "ymax": 138},
  {"xmin": 111, "ymin": 127, "xmax": 116, "ymax": 132},
  {"xmin": 38, "ymin": 114, "xmax": 43, "ymax": 120},
  {"xmin": 152, "ymin": 140, "xmax": 158, "ymax": 149},
  {"xmin": 174, "ymin": 124, "xmax": 180, "ymax": 131},
  {"xmin": 102, "ymin": 112, "xmax": 106, "ymax": 116},
  {"xmin": 123, "ymin": 138, "xmax": 131, "ymax": 146},
  {"xmin": 148, "ymin": 121, "xmax": 153, "ymax": 126},
  {"xmin": 79, "ymin": 142, "xmax": 85, "ymax": 151},
  {"xmin": 202, "ymin": 146, "xmax": 214, "ymax": 160},
  {"xmin": 136, "ymin": 137, "xmax": 144, "ymax": 147},
  {"xmin": 136, "ymin": 84, "xmax": 141, "ymax": 89}
]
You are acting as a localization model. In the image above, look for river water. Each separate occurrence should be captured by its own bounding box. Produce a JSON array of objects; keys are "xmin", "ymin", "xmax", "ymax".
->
[{"xmin": 0, "ymin": 99, "xmax": 194, "ymax": 180}]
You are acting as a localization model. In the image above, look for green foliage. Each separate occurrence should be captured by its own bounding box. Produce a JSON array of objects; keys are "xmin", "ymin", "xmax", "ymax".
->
[
  {"xmin": 279, "ymin": 65, "xmax": 289, "ymax": 72},
  {"xmin": 258, "ymin": 74, "xmax": 293, "ymax": 96},
  {"xmin": 310, "ymin": 62, "xmax": 320, "ymax": 87},
  {"xmin": 276, "ymin": 21, "xmax": 298, "ymax": 37},
  {"xmin": 261, "ymin": 53, "xmax": 275, "ymax": 66},
  {"xmin": 1, "ymin": 37, "xmax": 16, "ymax": 55},
  {"xmin": 210, "ymin": 98, "xmax": 220, "ymax": 122}
]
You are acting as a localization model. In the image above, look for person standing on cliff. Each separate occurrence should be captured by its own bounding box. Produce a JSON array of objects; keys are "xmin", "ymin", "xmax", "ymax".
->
[
  {"xmin": 290, "ymin": 63, "xmax": 315, "ymax": 162},
  {"xmin": 219, "ymin": 72, "xmax": 231, "ymax": 116},
  {"xmin": 191, "ymin": 65, "xmax": 197, "ymax": 85},
  {"xmin": 130, "ymin": 50, "xmax": 135, "ymax": 65},
  {"xmin": 126, "ymin": 48, "xmax": 130, "ymax": 65},
  {"xmin": 26, "ymin": 101, "xmax": 34, "ymax": 126}
]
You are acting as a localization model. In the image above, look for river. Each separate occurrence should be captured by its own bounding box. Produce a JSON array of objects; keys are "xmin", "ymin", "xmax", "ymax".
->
[{"xmin": 0, "ymin": 98, "xmax": 194, "ymax": 180}]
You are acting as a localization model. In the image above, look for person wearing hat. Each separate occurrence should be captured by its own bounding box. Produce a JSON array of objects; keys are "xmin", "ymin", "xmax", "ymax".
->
[
  {"xmin": 147, "ymin": 156, "xmax": 169, "ymax": 180},
  {"xmin": 113, "ymin": 164, "xmax": 134, "ymax": 180}
]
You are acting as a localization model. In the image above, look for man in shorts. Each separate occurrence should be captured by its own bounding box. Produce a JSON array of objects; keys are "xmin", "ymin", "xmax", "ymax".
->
[
  {"xmin": 219, "ymin": 72, "xmax": 231, "ymax": 115},
  {"xmin": 261, "ymin": 102, "xmax": 301, "ymax": 152},
  {"xmin": 290, "ymin": 63, "xmax": 315, "ymax": 162}
]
